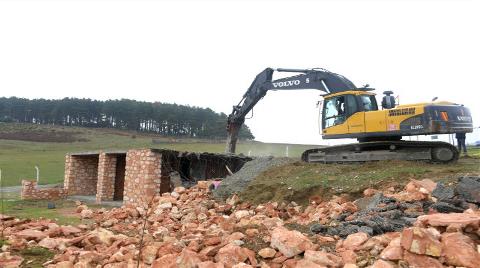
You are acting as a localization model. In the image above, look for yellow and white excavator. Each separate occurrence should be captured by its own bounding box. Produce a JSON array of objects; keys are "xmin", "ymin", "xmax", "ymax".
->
[{"xmin": 226, "ymin": 68, "xmax": 473, "ymax": 163}]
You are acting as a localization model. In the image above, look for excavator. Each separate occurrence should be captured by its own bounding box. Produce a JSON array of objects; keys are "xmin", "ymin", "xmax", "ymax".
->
[{"xmin": 225, "ymin": 68, "xmax": 473, "ymax": 163}]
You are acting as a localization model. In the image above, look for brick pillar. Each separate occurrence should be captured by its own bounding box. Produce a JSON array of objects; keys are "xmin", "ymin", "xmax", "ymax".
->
[
  {"xmin": 123, "ymin": 149, "xmax": 162, "ymax": 207},
  {"xmin": 96, "ymin": 153, "xmax": 117, "ymax": 203},
  {"xmin": 63, "ymin": 154, "xmax": 99, "ymax": 195},
  {"xmin": 64, "ymin": 154, "xmax": 73, "ymax": 193},
  {"xmin": 21, "ymin": 180, "xmax": 36, "ymax": 200}
]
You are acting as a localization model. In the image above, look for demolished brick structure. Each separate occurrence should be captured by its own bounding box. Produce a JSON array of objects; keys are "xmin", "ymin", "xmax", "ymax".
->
[
  {"xmin": 21, "ymin": 180, "xmax": 67, "ymax": 200},
  {"xmin": 63, "ymin": 148, "xmax": 249, "ymax": 206}
]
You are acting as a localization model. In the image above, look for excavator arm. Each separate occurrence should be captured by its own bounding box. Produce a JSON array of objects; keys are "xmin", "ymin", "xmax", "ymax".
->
[{"xmin": 225, "ymin": 68, "xmax": 357, "ymax": 153}]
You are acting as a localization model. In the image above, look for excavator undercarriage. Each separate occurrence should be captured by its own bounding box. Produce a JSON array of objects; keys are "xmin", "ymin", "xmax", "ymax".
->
[{"xmin": 301, "ymin": 140, "xmax": 459, "ymax": 163}]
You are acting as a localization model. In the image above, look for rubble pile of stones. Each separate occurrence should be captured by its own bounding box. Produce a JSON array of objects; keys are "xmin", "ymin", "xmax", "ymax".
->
[{"xmin": 0, "ymin": 177, "xmax": 479, "ymax": 268}]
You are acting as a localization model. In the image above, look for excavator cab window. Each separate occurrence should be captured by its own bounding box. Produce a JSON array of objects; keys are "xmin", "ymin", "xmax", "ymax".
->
[
  {"xmin": 360, "ymin": 95, "xmax": 378, "ymax": 111},
  {"xmin": 346, "ymin": 95, "xmax": 359, "ymax": 117},
  {"xmin": 323, "ymin": 96, "xmax": 346, "ymax": 128},
  {"xmin": 323, "ymin": 94, "xmax": 362, "ymax": 128}
]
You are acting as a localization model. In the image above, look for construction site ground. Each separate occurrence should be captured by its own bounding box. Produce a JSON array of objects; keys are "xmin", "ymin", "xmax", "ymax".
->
[
  {"xmin": 1, "ymin": 123, "xmax": 480, "ymax": 267},
  {"xmin": 240, "ymin": 156, "xmax": 480, "ymax": 205},
  {"xmin": 2, "ymin": 165, "xmax": 480, "ymax": 267},
  {"xmin": 2, "ymin": 155, "xmax": 479, "ymax": 228}
]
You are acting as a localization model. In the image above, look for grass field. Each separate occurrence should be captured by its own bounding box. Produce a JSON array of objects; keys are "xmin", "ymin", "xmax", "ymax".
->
[
  {"xmin": 0, "ymin": 123, "xmax": 315, "ymax": 186},
  {"xmin": 1, "ymin": 123, "xmax": 479, "ymax": 187},
  {"xmin": 468, "ymin": 146, "xmax": 480, "ymax": 157},
  {"xmin": 1, "ymin": 198, "xmax": 83, "ymax": 225}
]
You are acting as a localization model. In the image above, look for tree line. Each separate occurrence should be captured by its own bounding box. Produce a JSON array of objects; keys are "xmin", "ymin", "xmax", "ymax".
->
[{"xmin": 0, "ymin": 97, "xmax": 254, "ymax": 139}]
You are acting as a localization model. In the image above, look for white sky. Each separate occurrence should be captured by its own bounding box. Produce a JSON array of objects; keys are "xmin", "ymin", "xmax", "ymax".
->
[{"xmin": 1, "ymin": 0, "xmax": 479, "ymax": 145}]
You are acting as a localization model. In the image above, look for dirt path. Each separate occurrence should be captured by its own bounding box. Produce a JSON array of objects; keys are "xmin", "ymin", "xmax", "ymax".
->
[{"xmin": 0, "ymin": 183, "xmax": 62, "ymax": 193}]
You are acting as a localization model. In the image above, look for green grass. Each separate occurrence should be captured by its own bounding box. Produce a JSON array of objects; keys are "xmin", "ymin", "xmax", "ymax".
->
[
  {"xmin": 0, "ymin": 123, "xmax": 315, "ymax": 186},
  {"xmin": 17, "ymin": 247, "xmax": 54, "ymax": 268},
  {"xmin": 241, "ymin": 157, "xmax": 480, "ymax": 205},
  {"xmin": 1, "ymin": 198, "xmax": 82, "ymax": 225},
  {"xmin": 468, "ymin": 146, "xmax": 480, "ymax": 157}
]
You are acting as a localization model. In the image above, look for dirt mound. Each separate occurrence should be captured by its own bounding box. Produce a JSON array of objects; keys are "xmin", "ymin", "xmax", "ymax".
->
[
  {"xmin": 213, "ymin": 156, "xmax": 294, "ymax": 200},
  {"xmin": 239, "ymin": 159, "xmax": 480, "ymax": 205}
]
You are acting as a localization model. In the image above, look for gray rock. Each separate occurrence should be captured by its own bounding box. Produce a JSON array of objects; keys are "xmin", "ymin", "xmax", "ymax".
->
[
  {"xmin": 430, "ymin": 201, "xmax": 464, "ymax": 213},
  {"xmin": 432, "ymin": 182, "xmax": 455, "ymax": 201},
  {"xmin": 336, "ymin": 224, "xmax": 360, "ymax": 237},
  {"xmin": 455, "ymin": 176, "xmax": 480, "ymax": 204},
  {"xmin": 309, "ymin": 223, "xmax": 327, "ymax": 234},
  {"xmin": 365, "ymin": 193, "xmax": 384, "ymax": 210},
  {"xmin": 364, "ymin": 193, "xmax": 396, "ymax": 211}
]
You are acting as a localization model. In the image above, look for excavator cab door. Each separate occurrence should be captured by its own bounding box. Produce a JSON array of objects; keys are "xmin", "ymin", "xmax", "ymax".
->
[
  {"xmin": 321, "ymin": 95, "xmax": 349, "ymax": 136},
  {"xmin": 321, "ymin": 94, "xmax": 365, "ymax": 136},
  {"xmin": 346, "ymin": 94, "xmax": 365, "ymax": 134}
]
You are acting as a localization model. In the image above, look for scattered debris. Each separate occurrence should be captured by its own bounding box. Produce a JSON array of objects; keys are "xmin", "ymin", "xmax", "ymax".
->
[{"xmin": 0, "ymin": 175, "xmax": 479, "ymax": 267}]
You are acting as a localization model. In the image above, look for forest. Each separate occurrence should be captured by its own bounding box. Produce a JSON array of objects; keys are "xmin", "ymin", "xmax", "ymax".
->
[{"xmin": 0, "ymin": 97, "xmax": 254, "ymax": 139}]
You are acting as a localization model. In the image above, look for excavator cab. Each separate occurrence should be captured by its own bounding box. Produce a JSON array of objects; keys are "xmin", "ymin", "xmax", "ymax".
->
[{"xmin": 321, "ymin": 91, "xmax": 379, "ymax": 137}]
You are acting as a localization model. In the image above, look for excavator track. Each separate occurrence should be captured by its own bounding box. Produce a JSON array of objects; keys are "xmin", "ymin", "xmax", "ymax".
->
[{"xmin": 301, "ymin": 141, "xmax": 459, "ymax": 164}]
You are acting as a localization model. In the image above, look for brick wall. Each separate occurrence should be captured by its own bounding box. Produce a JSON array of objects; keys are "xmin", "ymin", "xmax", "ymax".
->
[
  {"xmin": 123, "ymin": 149, "xmax": 163, "ymax": 207},
  {"xmin": 96, "ymin": 153, "xmax": 117, "ymax": 203},
  {"xmin": 63, "ymin": 148, "xmax": 249, "ymax": 206},
  {"xmin": 64, "ymin": 154, "xmax": 99, "ymax": 195},
  {"xmin": 21, "ymin": 180, "xmax": 66, "ymax": 200}
]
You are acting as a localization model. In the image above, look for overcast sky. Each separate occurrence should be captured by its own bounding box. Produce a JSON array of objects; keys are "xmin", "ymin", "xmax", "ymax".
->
[{"xmin": 1, "ymin": 0, "xmax": 479, "ymax": 144}]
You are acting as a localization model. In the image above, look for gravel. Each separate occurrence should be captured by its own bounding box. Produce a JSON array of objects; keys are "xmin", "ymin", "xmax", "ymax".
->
[
  {"xmin": 213, "ymin": 156, "xmax": 293, "ymax": 200},
  {"xmin": 311, "ymin": 193, "xmax": 425, "ymax": 237}
]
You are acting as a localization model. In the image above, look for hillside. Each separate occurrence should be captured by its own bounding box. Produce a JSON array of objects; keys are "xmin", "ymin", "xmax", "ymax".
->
[
  {"xmin": 0, "ymin": 123, "xmax": 315, "ymax": 186},
  {"xmin": 0, "ymin": 97, "xmax": 254, "ymax": 139}
]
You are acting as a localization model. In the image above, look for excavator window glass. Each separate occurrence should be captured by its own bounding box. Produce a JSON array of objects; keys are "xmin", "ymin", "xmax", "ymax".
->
[
  {"xmin": 360, "ymin": 95, "xmax": 378, "ymax": 111},
  {"xmin": 323, "ymin": 96, "xmax": 346, "ymax": 128},
  {"xmin": 346, "ymin": 95, "xmax": 359, "ymax": 117}
]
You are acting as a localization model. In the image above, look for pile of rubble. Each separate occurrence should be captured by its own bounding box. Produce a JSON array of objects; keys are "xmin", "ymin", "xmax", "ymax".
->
[
  {"xmin": 0, "ymin": 176, "xmax": 479, "ymax": 268},
  {"xmin": 307, "ymin": 176, "xmax": 480, "ymax": 237}
]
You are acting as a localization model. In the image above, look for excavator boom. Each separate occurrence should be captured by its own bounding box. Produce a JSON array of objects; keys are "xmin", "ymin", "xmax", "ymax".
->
[{"xmin": 226, "ymin": 68, "xmax": 357, "ymax": 153}]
